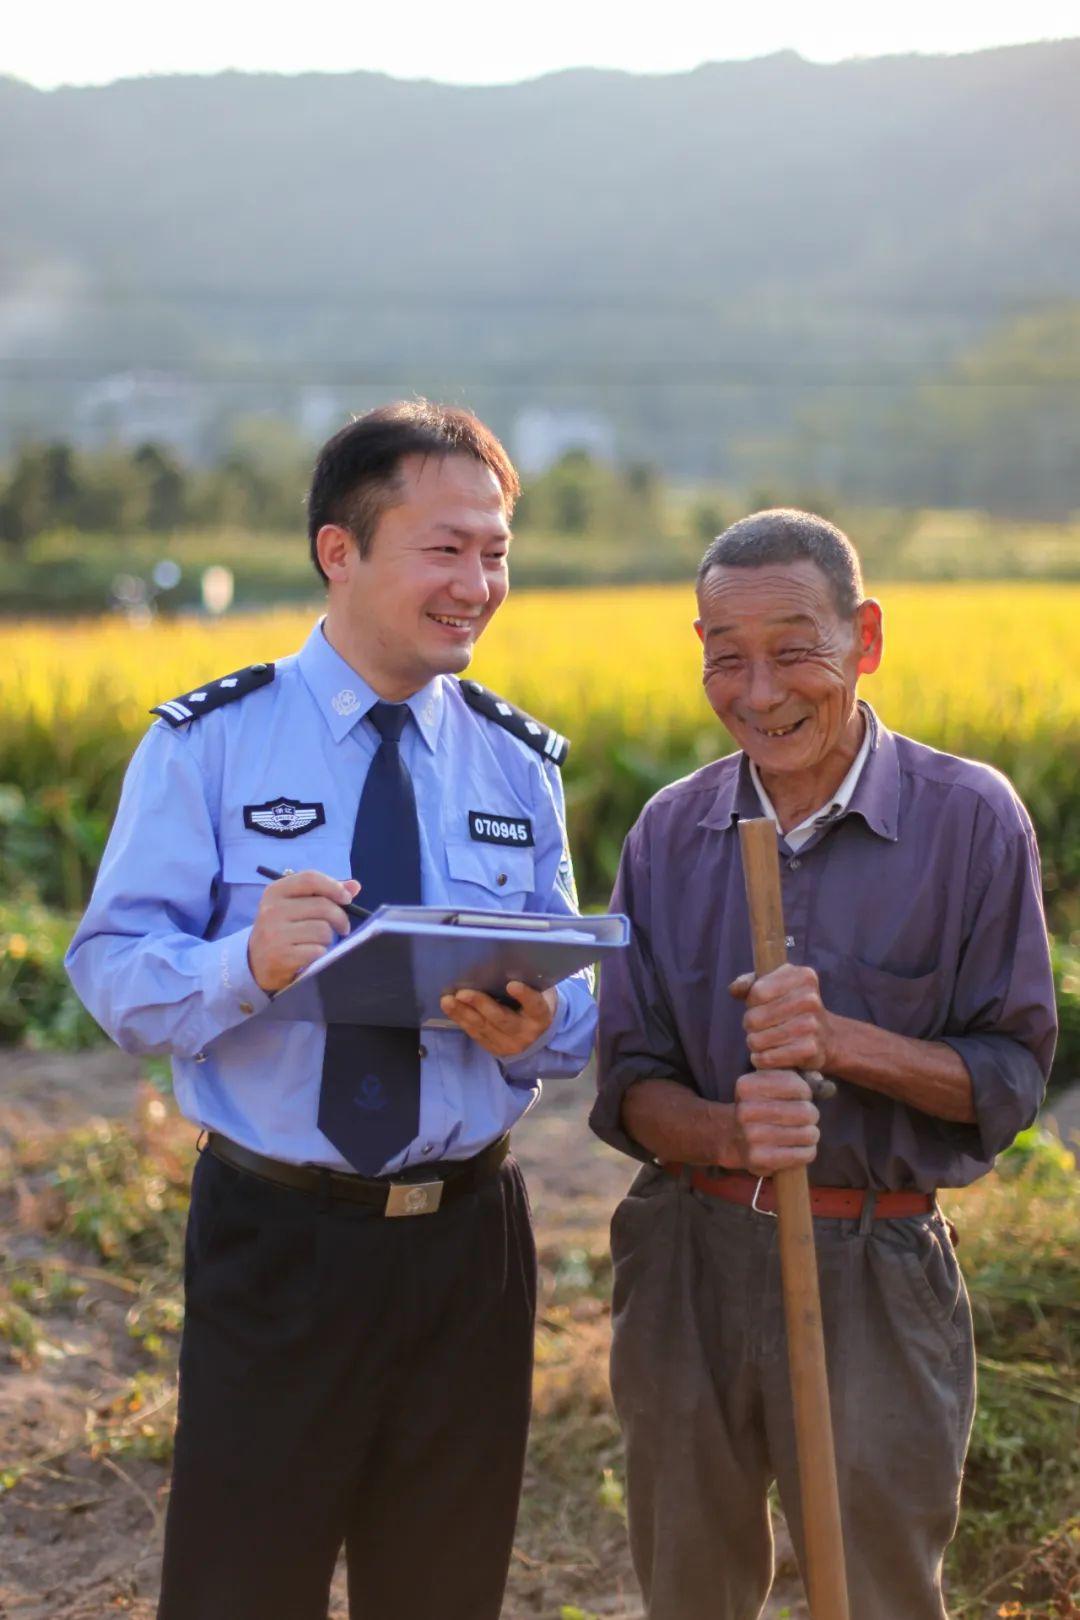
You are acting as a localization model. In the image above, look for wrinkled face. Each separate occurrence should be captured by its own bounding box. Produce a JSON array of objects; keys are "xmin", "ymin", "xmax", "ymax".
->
[
  {"xmin": 694, "ymin": 560, "xmax": 882, "ymax": 775},
  {"xmin": 319, "ymin": 452, "xmax": 511, "ymax": 695}
]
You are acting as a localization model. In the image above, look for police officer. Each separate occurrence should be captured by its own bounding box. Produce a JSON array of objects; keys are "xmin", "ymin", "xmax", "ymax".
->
[{"xmin": 66, "ymin": 401, "xmax": 597, "ymax": 1620}]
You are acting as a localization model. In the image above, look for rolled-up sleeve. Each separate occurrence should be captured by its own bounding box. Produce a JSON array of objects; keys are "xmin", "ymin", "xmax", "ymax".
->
[
  {"xmin": 939, "ymin": 798, "xmax": 1057, "ymax": 1160},
  {"xmin": 589, "ymin": 820, "xmax": 693, "ymax": 1161}
]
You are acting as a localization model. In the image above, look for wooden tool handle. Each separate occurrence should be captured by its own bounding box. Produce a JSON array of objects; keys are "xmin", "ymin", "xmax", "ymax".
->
[{"xmin": 738, "ymin": 817, "xmax": 851, "ymax": 1620}]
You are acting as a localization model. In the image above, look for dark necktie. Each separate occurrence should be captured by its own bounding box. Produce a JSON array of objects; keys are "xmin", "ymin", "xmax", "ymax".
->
[{"xmin": 317, "ymin": 701, "xmax": 422, "ymax": 1175}]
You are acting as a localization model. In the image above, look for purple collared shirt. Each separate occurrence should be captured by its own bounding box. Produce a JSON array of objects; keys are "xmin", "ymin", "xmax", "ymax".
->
[{"xmin": 591, "ymin": 706, "xmax": 1057, "ymax": 1190}]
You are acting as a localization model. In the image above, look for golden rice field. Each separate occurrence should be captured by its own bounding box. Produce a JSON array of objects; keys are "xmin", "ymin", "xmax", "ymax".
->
[
  {"xmin": 2, "ymin": 582, "xmax": 1080, "ymax": 913},
  {"xmin": 5, "ymin": 580, "xmax": 1080, "ymax": 735}
]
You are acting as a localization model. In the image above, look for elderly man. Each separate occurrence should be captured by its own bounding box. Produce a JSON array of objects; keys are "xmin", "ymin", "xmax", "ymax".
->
[{"xmin": 590, "ymin": 510, "xmax": 1056, "ymax": 1620}]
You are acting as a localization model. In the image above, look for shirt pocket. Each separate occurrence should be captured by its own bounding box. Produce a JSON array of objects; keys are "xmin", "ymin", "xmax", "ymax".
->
[
  {"xmin": 815, "ymin": 946, "xmax": 944, "ymax": 1039},
  {"xmin": 445, "ymin": 840, "xmax": 535, "ymax": 907},
  {"xmin": 220, "ymin": 837, "xmax": 352, "ymax": 903}
]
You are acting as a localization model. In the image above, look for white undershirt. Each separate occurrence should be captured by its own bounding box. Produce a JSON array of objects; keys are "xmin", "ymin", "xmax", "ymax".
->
[{"xmin": 749, "ymin": 720, "xmax": 873, "ymax": 852}]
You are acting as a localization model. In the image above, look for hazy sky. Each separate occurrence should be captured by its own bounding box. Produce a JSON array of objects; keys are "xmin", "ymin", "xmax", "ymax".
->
[{"xmin": 5, "ymin": 0, "xmax": 1077, "ymax": 89}]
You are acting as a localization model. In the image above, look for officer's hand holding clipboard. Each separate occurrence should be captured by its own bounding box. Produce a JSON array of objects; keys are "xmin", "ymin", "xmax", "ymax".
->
[{"xmin": 438, "ymin": 979, "xmax": 560, "ymax": 1057}]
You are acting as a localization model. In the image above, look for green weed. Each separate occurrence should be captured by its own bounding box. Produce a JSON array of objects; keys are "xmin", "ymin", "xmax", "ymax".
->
[
  {"xmin": 0, "ymin": 1298, "xmax": 41, "ymax": 1368},
  {"xmin": 943, "ymin": 1131, "xmax": 1079, "ymax": 1612},
  {"xmin": 0, "ymin": 1115, "xmax": 1075, "ymax": 1614},
  {"xmin": 47, "ymin": 1119, "xmax": 188, "ymax": 1271}
]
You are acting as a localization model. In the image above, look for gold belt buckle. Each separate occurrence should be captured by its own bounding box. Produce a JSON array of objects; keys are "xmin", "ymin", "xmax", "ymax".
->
[{"xmin": 384, "ymin": 1179, "xmax": 444, "ymax": 1218}]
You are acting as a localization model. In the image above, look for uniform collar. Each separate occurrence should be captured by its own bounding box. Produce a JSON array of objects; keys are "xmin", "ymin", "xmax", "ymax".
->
[
  {"xmin": 297, "ymin": 620, "xmax": 443, "ymax": 752},
  {"xmin": 699, "ymin": 701, "xmax": 899, "ymax": 842}
]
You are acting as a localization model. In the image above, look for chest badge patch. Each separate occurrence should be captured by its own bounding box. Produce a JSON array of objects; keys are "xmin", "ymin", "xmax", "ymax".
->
[
  {"xmin": 468, "ymin": 810, "xmax": 534, "ymax": 848},
  {"xmin": 243, "ymin": 797, "xmax": 327, "ymax": 838}
]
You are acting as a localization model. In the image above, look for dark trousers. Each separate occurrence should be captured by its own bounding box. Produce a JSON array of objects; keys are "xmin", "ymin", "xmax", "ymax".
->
[
  {"xmin": 610, "ymin": 1166, "xmax": 977, "ymax": 1620},
  {"xmin": 158, "ymin": 1147, "xmax": 537, "ymax": 1620}
]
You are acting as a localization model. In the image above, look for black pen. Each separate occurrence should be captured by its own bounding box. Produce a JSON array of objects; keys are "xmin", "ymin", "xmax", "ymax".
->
[{"xmin": 255, "ymin": 865, "xmax": 373, "ymax": 924}]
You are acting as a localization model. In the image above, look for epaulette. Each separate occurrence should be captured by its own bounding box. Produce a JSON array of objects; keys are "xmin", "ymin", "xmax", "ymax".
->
[
  {"xmin": 150, "ymin": 662, "xmax": 276, "ymax": 728},
  {"xmin": 459, "ymin": 679, "xmax": 570, "ymax": 767}
]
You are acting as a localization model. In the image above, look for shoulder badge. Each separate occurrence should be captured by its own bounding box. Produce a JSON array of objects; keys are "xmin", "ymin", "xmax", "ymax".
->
[
  {"xmin": 150, "ymin": 662, "xmax": 275, "ymax": 728},
  {"xmin": 458, "ymin": 679, "xmax": 570, "ymax": 767}
]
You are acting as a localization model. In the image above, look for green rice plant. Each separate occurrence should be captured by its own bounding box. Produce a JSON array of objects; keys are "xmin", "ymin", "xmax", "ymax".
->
[
  {"xmin": 0, "ymin": 897, "xmax": 105, "ymax": 1048},
  {"xmin": 943, "ymin": 1132, "xmax": 1079, "ymax": 1611}
]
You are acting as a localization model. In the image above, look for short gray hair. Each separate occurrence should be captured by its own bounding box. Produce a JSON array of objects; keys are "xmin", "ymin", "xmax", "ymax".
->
[{"xmin": 697, "ymin": 509, "xmax": 864, "ymax": 618}]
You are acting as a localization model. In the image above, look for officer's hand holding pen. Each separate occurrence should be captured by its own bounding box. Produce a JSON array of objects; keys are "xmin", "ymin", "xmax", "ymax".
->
[{"xmin": 248, "ymin": 868, "xmax": 364, "ymax": 994}]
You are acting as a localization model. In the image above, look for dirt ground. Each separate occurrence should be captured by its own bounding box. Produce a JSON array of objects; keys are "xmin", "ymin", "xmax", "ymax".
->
[{"xmin": 0, "ymin": 1049, "xmax": 815, "ymax": 1619}]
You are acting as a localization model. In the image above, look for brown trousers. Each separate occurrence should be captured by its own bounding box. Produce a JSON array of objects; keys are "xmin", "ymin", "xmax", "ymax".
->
[{"xmin": 609, "ymin": 1166, "xmax": 976, "ymax": 1620}]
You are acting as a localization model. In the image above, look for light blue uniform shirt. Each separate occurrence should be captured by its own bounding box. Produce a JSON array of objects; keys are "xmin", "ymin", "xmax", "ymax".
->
[{"xmin": 66, "ymin": 621, "xmax": 597, "ymax": 1172}]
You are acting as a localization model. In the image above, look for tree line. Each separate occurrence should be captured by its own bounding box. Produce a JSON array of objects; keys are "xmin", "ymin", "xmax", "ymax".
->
[
  {"xmin": 0, "ymin": 440, "xmax": 308, "ymax": 547},
  {"xmin": 3, "ymin": 297, "xmax": 1077, "ymax": 547},
  {"xmin": 0, "ymin": 437, "xmax": 719, "ymax": 550}
]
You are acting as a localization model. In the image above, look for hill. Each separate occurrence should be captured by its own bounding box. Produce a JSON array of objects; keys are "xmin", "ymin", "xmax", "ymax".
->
[{"xmin": 2, "ymin": 42, "xmax": 1079, "ymax": 473}]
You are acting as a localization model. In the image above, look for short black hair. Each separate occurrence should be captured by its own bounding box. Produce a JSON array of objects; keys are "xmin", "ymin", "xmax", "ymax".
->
[
  {"xmin": 696, "ymin": 508, "xmax": 863, "ymax": 617},
  {"xmin": 307, "ymin": 400, "xmax": 521, "ymax": 582}
]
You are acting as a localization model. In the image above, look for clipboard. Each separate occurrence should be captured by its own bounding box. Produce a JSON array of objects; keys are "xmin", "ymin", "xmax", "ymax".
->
[{"xmin": 260, "ymin": 905, "xmax": 628, "ymax": 1029}]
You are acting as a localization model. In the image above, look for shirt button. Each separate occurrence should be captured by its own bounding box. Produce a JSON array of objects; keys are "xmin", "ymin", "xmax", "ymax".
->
[
  {"xmin": 194, "ymin": 1051, "xmax": 207, "ymax": 1064},
  {"xmin": 789, "ymin": 858, "xmax": 801, "ymax": 870},
  {"xmin": 785, "ymin": 935, "xmax": 795, "ymax": 948},
  {"xmin": 496, "ymin": 873, "xmax": 508, "ymax": 887},
  {"xmin": 239, "ymin": 1001, "xmax": 254, "ymax": 1016},
  {"xmin": 418, "ymin": 1043, "xmax": 428, "ymax": 1059},
  {"xmin": 421, "ymin": 1143, "xmax": 434, "ymax": 1156}
]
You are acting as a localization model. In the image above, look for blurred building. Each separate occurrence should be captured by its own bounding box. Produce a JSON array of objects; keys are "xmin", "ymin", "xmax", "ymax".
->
[
  {"xmin": 295, "ymin": 386, "xmax": 350, "ymax": 444},
  {"xmin": 73, "ymin": 371, "xmax": 207, "ymax": 460},
  {"xmin": 512, "ymin": 407, "xmax": 616, "ymax": 477}
]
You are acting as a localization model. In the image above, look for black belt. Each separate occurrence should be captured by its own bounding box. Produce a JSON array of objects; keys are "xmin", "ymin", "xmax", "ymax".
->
[{"xmin": 206, "ymin": 1131, "xmax": 510, "ymax": 1217}]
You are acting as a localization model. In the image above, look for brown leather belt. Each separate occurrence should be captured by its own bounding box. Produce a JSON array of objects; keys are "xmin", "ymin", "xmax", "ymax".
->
[
  {"xmin": 661, "ymin": 1163, "xmax": 934, "ymax": 1219},
  {"xmin": 207, "ymin": 1131, "xmax": 510, "ymax": 1217}
]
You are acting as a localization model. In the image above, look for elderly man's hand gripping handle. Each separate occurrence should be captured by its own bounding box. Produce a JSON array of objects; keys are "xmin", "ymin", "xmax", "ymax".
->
[
  {"xmin": 726, "ymin": 927, "xmax": 840, "ymax": 1177},
  {"xmin": 731, "ymin": 960, "xmax": 839, "ymax": 1104},
  {"xmin": 730, "ymin": 1067, "xmax": 821, "ymax": 1176}
]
